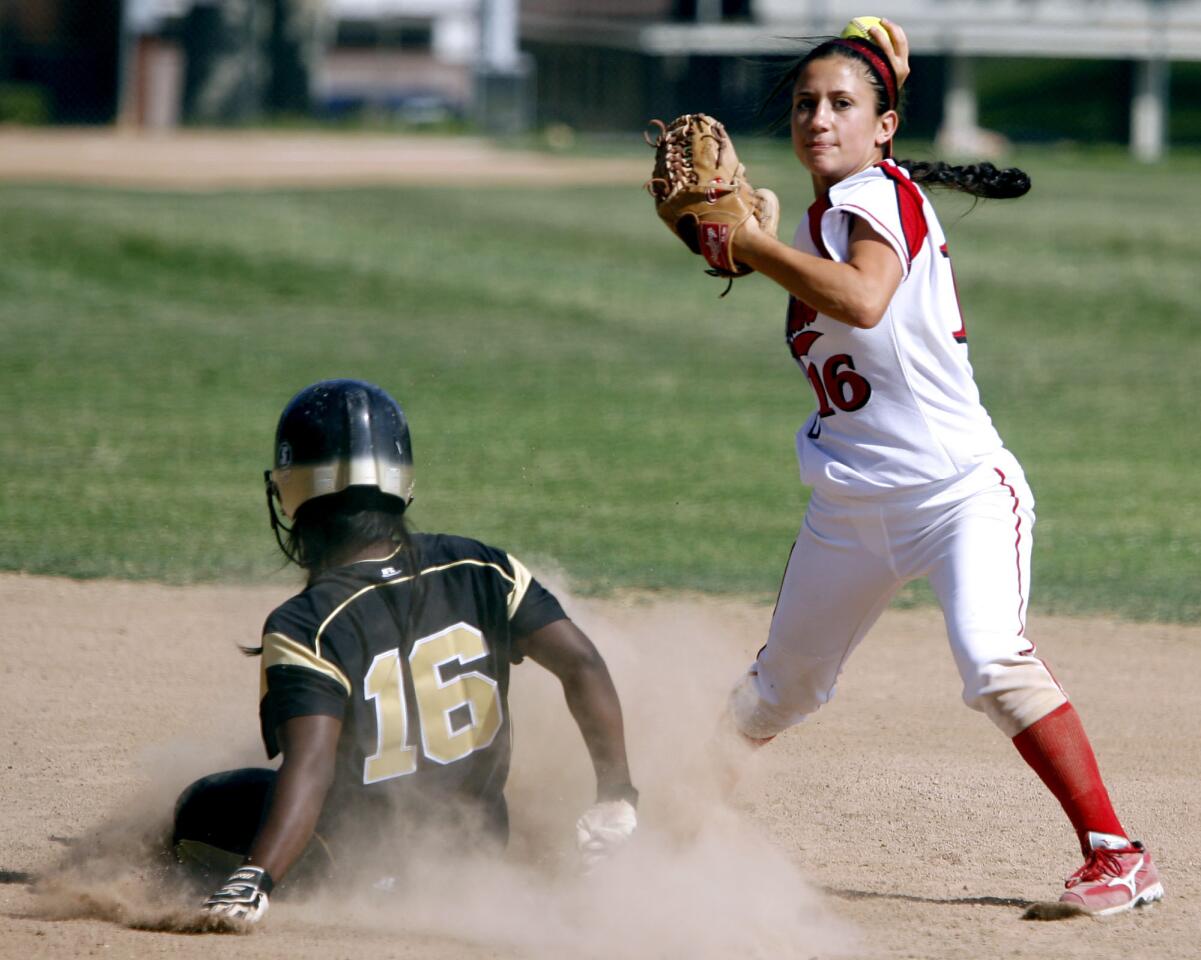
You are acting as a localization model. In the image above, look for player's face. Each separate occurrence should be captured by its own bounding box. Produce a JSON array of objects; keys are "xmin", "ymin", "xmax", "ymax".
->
[{"xmin": 791, "ymin": 57, "xmax": 897, "ymax": 190}]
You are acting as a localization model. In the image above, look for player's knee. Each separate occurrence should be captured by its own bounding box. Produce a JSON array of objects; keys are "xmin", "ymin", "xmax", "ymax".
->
[
  {"xmin": 728, "ymin": 665, "xmax": 819, "ymax": 740},
  {"xmin": 964, "ymin": 657, "xmax": 1067, "ymax": 737},
  {"xmin": 172, "ymin": 768, "xmax": 276, "ymax": 853}
]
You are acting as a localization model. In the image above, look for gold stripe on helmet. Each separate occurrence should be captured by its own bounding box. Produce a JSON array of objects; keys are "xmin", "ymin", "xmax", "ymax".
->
[{"xmin": 272, "ymin": 456, "xmax": 414, "ymax": 518}]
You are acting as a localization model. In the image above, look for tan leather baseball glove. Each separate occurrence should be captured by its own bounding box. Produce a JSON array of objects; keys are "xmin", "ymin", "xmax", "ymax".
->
[{"xmin": 645, "ymin": 113, "xmax": 780, "ymax": 290}]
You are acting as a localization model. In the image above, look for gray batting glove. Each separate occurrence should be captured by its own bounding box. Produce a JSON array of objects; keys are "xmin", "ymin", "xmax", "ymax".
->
[
  {"xmin": 575, "ymin": 799, "xmax": 637, "ymax": 872},
  {"xmin": 202, "ymin": 865, "xmax": 273, "ymax": 924}
]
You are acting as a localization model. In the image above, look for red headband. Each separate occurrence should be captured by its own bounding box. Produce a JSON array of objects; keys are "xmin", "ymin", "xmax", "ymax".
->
[{"xmin": 829, "ymin": 37, "xmax": 897, "ymax": 111}]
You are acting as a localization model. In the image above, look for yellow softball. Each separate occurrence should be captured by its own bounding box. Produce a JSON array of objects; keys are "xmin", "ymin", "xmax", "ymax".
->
[{"xmin": 841, "ymin": 16, "xmax": 883, "ymax": 40}]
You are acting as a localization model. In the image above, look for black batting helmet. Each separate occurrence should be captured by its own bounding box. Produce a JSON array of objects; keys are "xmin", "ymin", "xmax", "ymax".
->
[{"xmin": 265, "ymin": 379, "xmax": 415, "ymax": 528}]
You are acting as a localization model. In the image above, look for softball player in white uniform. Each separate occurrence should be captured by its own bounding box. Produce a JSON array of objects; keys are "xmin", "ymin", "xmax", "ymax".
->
[{"xmin": 723, "ymin": 23, "xmax": 1162, "ymax": 915}]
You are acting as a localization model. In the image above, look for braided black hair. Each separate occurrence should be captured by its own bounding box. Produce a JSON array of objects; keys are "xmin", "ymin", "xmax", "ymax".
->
[
  {"xmin": 243, "ymin": 486, "xmax": 425, "ymax": 656},
  {"xmin": 284, "ymin": 486, "xmax": 413, "ymax": 580},
  {"xmin": 895, "ymin": 160, "xmax": 1030, "ymax": 199}
]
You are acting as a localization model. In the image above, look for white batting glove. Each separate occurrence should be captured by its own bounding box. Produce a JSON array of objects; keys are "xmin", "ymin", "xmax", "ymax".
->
[
  {"xmin": 575, "ymin": 799, "xmax": 637, "ymax": 872},
  {"xmin": 202, "ymin": 865, "xmax": 273, "ymax": 924}
]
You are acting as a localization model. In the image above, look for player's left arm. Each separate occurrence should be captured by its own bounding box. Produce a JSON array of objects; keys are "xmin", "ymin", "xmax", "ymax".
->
[{"xmin": 521, "ymin": 618, "xmax": 635, "ymax": 803}]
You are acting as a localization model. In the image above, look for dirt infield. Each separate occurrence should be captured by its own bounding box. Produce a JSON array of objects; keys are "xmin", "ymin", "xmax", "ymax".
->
[
  {"xmin": 0, "ymin": 128, "xmax": 647, "ymax": 188},
  {"xmin": 2, "ymin": 131, "xmax": 1195, "ymax": 957},
  {"xmin": 0, "ymin": 572, "xmax": 1196, "ymax": 959}
]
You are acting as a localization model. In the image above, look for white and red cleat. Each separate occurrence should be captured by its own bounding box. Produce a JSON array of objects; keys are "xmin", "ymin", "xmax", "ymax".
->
[{"xmin": 1059, "ymin": 832, "xmax": 1164, "ymax": 916}]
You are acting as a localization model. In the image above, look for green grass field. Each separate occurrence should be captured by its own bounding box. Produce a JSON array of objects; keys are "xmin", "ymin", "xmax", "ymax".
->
[{"xmin": 1, "ymin": 141, "xmax": 1197, "ymax": 622}]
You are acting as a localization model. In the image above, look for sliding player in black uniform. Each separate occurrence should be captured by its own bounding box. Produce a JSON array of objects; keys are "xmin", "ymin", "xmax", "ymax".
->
[{"xmin": 172, "ymin": 379, "xmax": 638, "ymax": 924}]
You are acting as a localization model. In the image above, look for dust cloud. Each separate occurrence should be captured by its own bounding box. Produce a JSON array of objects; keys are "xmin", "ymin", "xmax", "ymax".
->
[
  {"xmin": 30, "ymin": 737, "xmax": 266, "ymax": 933},
  {"xmin": 31, "ymin": 586, "xmax": 855, "ymax": 956}
]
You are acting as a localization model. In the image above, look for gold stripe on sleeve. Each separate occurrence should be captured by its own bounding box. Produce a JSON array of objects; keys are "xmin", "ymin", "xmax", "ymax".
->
[
  {"xmin": 505, "ymin": 554, "xmax": 534, "ymax": 620},
  {"xmin": 260, "ymin": 631, "xmax": 352, "ymax": 699}
]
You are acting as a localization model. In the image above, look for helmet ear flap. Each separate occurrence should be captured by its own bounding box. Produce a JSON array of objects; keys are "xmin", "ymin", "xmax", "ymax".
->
[
  {"xmin": 264, "ymin": 470, "xmax": 283, "ymax": 510},
  {"xmin": 264, "ymin": 470, "xmax": 298, "ymax": 564}
]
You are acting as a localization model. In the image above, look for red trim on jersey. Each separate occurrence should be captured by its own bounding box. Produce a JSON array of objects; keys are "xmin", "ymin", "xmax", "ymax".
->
[
  {"xmin": 786, "ymin": 296, "xmax": 821, "ymax": 364},
  {"xmin": 786, "ymin": 294, "xmax": 817, "ymax": 332},
  {"xmin": 807, "ymin": 194, "xmax": 832, "ymax": 259},
  {"xmin": 789, "ymin": 196, "xmax": 831, "ymax": 367},
  {"xmin": 877, "ymin": 163, "xmax": 928, "ymax": 266},
  {"xmin": 994, "ymin": 468, "xmax": 1028, "ymax": 640},
  {"xmin": 942, "ymin": 243, "xmax": 969, "ymax": 344},
  {"xmin": 791, "ymin": 330, "xmax": 822, "ymax": 357}
]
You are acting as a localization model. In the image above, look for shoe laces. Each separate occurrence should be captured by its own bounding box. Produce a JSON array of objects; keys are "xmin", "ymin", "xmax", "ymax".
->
[{"xmin": 1065, "ymin": 847, "xmax": 1129, "ymax": 888}]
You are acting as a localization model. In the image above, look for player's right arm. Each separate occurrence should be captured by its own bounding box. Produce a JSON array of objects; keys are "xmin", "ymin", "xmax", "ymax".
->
[
  {"xmin": 202, "ymin": 608, "xmax": 351, "ymax": 924},
  {"xmin": 734, "ymin": 211, "xmax": 903, "ymax": 328},
  {"xmin": 200, "ymin": 713, "xmax": 340, "ymax": 925},
  {"xmin": 243, "ymin": 713, "xmax": 340, "ymax": 880}
]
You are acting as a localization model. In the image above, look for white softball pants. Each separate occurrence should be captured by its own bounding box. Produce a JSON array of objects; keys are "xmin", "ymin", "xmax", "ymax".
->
[{"xmin": 732, "ymin": 453, "xmax": 1068, "ymax": 740}]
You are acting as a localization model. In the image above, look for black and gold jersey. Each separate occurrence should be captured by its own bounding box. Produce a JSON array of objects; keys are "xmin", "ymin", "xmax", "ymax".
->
[{"xmin": 258, "ymin": 533, "xmax": 565, "ymax": 827}]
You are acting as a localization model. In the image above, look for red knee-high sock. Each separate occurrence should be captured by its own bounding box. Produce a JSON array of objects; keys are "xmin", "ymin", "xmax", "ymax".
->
[{"xmin": 1011, "ymin": 702, "xmax": 1126, "ymax": 857}]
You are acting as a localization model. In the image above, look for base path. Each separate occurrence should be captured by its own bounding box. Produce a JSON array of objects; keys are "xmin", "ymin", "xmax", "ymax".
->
[
  {"xmin": 0, "ymin": 573, "xmax": 1196, "ymax": 959},
  {"xmin": 0, "ymin": 128, "xmax": 648, "ymax": 189}
]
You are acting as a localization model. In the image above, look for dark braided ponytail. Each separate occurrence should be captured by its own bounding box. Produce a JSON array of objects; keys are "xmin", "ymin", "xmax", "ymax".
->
[{"xmin": 896, "ymin": 160, "xmax": 1030, "ymax": 199}]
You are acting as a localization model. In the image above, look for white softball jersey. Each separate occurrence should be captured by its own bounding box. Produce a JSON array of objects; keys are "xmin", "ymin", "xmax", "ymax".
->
[
  {"xmin": 731, "ymin": 160, "xmax": 1067, "ymax": 743},
  {"xmin": 787, "ymin": 160, "xmax": 1004, "ymax": 497}
]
